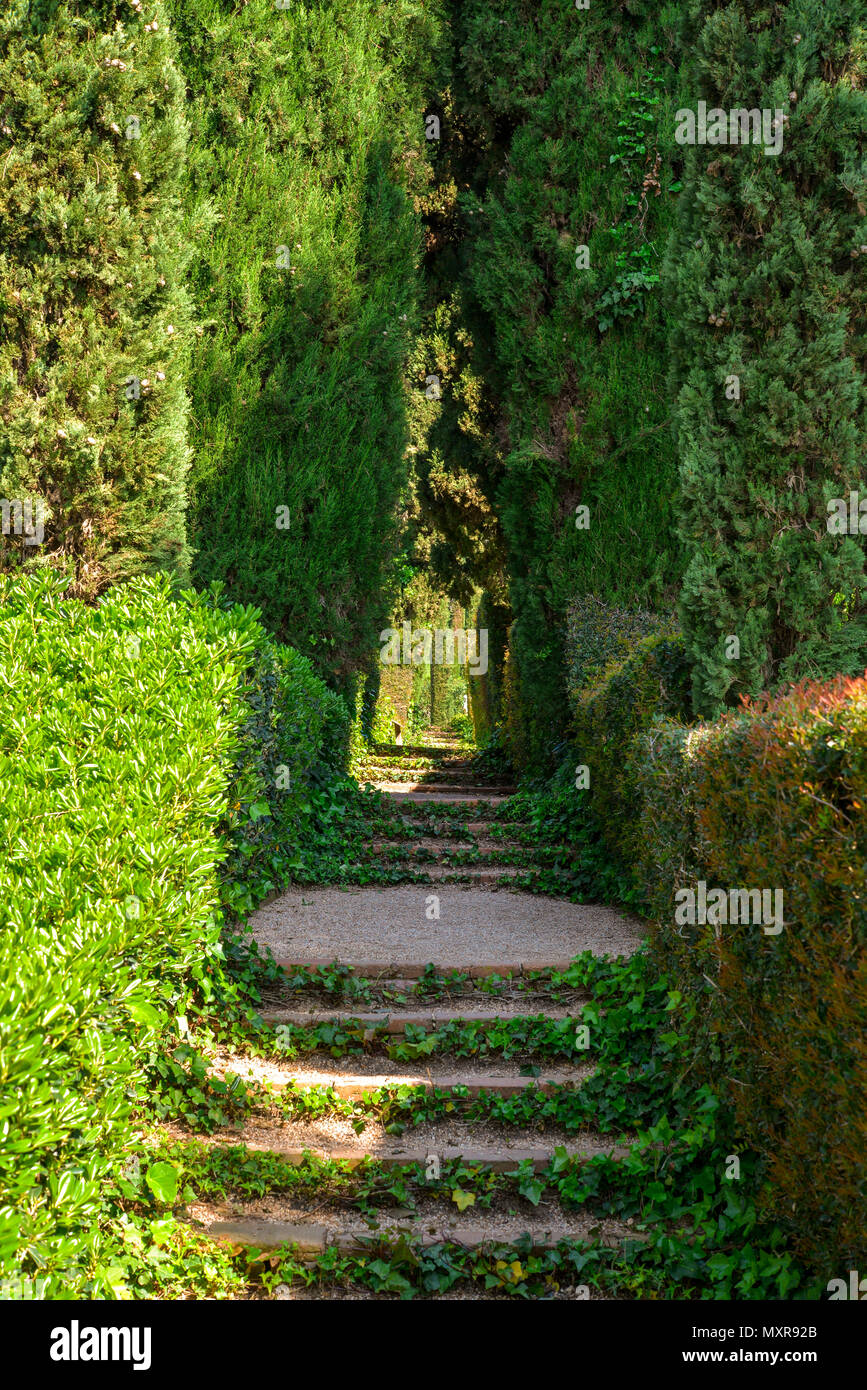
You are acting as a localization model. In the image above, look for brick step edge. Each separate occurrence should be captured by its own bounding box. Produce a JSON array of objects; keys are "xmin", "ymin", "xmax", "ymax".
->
[
  {"xmin": 371, "ymin": 744, "xmax": 465, "ymax": 758},
  {"xmin": 260, "ymin": 1008, "xmax": 581, "ymax": 1031},
  {"xmin": 384, "ymin": 794, "xmax": 511, "ymax": 806},
  {"xmin": 268, "ymin": 977, "xmax": 585, "ymax": 997},
  {"xmin": 372, "ymin": 783, "xmax": 517, "ymax": 794},
  {"xmin": 227, "ymin": 1072, "xmax": 587, "ymax": 1100},
  {"xmin": 366, "ymin": 834, "xmax": 522, "ymax": 845},
  {"xmin": 217, "ymin": 1141, "xmax": 620, "ymax": 1175},
  {"xmin": 343, "ymin": 866, "xmax": 526, "ymax": 881},
  {"xmin": 198, "ymin": 1218, "xmax": 638, "ymax": 1257},
  {"xmin": 274, "ymin": 959, "xmax": 577, "ymax": 979}
]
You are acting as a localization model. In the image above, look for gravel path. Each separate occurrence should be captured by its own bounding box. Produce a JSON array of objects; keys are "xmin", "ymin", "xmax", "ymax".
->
[{"xmin": 249, "ymin": 885, "xmax": 644, "ymax": 966}]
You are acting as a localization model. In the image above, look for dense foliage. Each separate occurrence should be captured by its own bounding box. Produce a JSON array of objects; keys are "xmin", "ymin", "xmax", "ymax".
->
[
  {"xmin": 560, "ymin": 608, "xmax": 867, "ymax": 1279},
  {"xmin": 0, "ymin": 572, "xmax": 346, "ymax": 1295},
  {"xmin": 440, "ymin": 0, "xmax": 688, "ymax": 766},
  {"xmin": 0, "ymin": 0, "xmax": 192, "ymax": 594},
  {"xmin": 2, "ymin": 0, "xmax": 865, "ymax": 1308},
  {"xmin": 640, "ymin": 673, "xmax": 867, "ymax": 1277},
  {"xmin": 665, "ymin": 0, "xmax": 867, "ymax": 715},
  {"xmin": 167, "ymin": 0, "xmax": 447, "ymax": 689}
]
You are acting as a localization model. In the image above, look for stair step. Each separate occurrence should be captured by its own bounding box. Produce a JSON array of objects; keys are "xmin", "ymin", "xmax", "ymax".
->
[
  {"xmin": 260, "ymin": 1005, "xmax": 580, "ymax": 1031},
  {"xmin": 274, "ymin": 959, "xmax": 577, "ymax": 979},
  {"xmin": 370, "ymin": 838, "xmax": 524, "ymax": 852},
  {"xmin": 361, "ymin": 763, "xmax": 474, "ymax": 775},
  {"xmin": 464, "ymin": 821, "xmax": 527, "ymax": 834},
  {"xmin": 383, "ymin": 792, "xmax": 512, "ymax": 806},
  {"xmin": 372, "ymin": 782, "xmax": 515, "ymax": 796},
  {"xmin": 389, "ymin": 819, "xmax": 518, "ymax": 836},
  {"xmin": 267, "ymin": 981, "xmax": 579, "ymax": 1004},
  {"xmin": 366, "ymin": 752, "xmax": 468, "ymax": 759},
  {"xmin": 216, "ymin": 1136, "xmax": 606, "ymax": 1173},
  {"xmin": 199, "ymin": 1214, "xmax": 638, "ymax": 1256},
  {"xmin": 220, "ymin": 1055, "xmax": 592, "ymax": 1097},
  {"xmin": 361, "ymin": 865, "xmax": 524, "ymax": 883}
]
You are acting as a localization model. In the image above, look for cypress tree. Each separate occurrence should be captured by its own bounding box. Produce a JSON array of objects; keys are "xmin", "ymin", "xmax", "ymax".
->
[
  {"xmin": 665, "ymin": 0, "xmax": 867, "ymax": 715},
  {"xmin": 168, "ymin": 0, "xmax": 446, "ymax": 689},
  {"xmin": 445, "ymin": 0, "xmax": 686, "ymax": 767},
  {"xmin": 0, "ymin": 0, "xmax": 192, "ymax": 595}
]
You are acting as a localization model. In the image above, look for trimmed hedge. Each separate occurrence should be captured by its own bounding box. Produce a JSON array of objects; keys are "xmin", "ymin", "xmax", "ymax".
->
[
  {"xmin": 0, "ymin": 571, "xmax": 345, "ymax": 1294},
  {"xmin": 565, "ymin": 594, "xmax": 672, "ymax": 705},
  {"xmin": 638, "ymin": 676, "xmax": 867, "ymax": 1277},
  {"xmin": 565, "ymin": 603, "xmax": 866, "ymax": 1274},
  {"xmin": 567, "ymin": 601, "xmax": 691, "ymax": 891}
]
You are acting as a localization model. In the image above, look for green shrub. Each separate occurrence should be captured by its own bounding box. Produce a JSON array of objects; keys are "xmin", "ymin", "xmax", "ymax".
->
[
  {"xmin": 568, "ymin": 607, "xmax": 692, "ymax": 888},
  {"xmin": 639, "ymin": 674, "xmax": 867, "ymax": 1276},
  {"xmin": 219, "ymin": 630, "xmax": 350, "ymax": 922},
  {"xmin": 565, "ymin": 594, "xmax": 666, "ymax": 702},
  {"xmin": 0, "ymin": 570, "xmax": 342, "ymax": 1293},
  {"xmin": 0, "ymin": 1, "xmax": 193, "ymax": 595}
]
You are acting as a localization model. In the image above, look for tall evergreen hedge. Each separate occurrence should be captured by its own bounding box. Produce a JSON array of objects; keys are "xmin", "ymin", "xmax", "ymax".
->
[
  {"xmin": 447, "ymin": 0, "xmax": 687, "ymax": 767},
  {"xmin": 168, "ymin": 0, "xmax": 446, "ymax": 690},
  {"xmin": 665, "ymin": 0, "xmax": 867, "ymax": 716},
  {"xmin": 0, "ymin": 1, "xmax": 192, "ymax": 594}
]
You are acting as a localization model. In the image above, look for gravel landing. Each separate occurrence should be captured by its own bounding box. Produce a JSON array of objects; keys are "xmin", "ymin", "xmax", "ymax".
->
[{"xmin": 249, "ymin": 886, "xmax": 644, "ymax": 967}]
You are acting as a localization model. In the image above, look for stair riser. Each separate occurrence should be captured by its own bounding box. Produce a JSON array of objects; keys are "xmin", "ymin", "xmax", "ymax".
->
[
  {"xmin": 239, "ymin": 1144, "xmax": 586, "ymax": 1174},
  {"xmin": 274, "ymin": 960, "xmax": 577, "ymax": 979},
  {"xmin": 261, "ymin": 1012, "xmax": 579, "ymax": 1032},
  {"xmin": 264, "ymin": 1078, "xmax": 581, "ymax": 1099},
  {"xmin": 204, "ymin": 1224, "xmax": 609, "ymax": 1257}
]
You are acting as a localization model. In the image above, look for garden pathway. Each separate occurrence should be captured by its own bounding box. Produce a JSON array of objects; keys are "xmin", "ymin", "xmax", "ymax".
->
[{"xmin": 190, "ymin": 735, "xmax": 646, "ymax": 1286}]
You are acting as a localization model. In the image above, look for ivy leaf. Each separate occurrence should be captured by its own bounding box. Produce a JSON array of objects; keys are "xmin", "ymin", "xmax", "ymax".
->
[
  {"xmin": 451, "ymin": 1188, "xmax": 476, "ymax": 1212},
  {"xmin": 145, "ymin": 1162, "xmax": 179, "ymax": 1206}
]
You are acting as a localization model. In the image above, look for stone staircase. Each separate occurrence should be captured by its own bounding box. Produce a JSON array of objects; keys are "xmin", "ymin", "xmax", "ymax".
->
[
  {"xmin": 175, "ymin": 734, "xmax": 646, "ymax": 1296},
  {"xmin": 352, "ymin": 737, "xmax": 564, "ymax": 887}
]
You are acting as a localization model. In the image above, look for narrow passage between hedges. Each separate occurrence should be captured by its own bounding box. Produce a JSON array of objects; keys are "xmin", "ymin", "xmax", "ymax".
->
[{"xmin": 169, "ymin": 733, "xmax": 662, "ymax": 1296}]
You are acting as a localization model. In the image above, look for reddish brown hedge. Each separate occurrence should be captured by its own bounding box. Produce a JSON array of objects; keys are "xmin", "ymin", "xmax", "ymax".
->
[{"xmin": 640, "ymin": 674, "xmax": 867, "ymax": 1274}]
